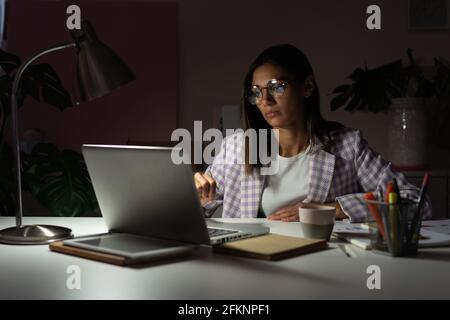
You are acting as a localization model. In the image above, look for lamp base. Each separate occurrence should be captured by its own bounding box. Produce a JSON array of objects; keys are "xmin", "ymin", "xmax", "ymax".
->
[{"xmin": 0, "ymin": 225, "xmax": 73, "ymax": 245}]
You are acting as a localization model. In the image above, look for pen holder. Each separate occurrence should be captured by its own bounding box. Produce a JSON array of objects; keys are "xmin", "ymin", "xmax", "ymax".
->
[{"xmin": 365, "ymin": 199, "xmax": 424, "ymax": 257}]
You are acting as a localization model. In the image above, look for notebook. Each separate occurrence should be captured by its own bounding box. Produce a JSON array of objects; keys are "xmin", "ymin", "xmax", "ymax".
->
[{"xmin": 213, "ymin": 233, "xmax": 328, "ymax": 261}]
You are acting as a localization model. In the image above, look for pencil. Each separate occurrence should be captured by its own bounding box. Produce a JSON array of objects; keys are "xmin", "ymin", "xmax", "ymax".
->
[{"xmin": 408, "ymin": 173, "xmax": 429, "ymax": 245}]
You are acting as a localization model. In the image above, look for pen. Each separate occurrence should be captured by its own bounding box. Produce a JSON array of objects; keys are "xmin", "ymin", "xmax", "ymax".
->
[
  {"xmin": 385, "ymin": 182, "xmax": 394, "ymax": 203},
  {"xmin": 388, "ymin": 192, "xmax": 399, "ymax": 255},
  {"xmin": 392, "ymin": 178, "xmax": 405, "ymax": 244}
]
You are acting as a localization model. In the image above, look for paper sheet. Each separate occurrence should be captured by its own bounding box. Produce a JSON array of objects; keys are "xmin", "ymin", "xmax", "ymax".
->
[{"xmin": 333, "ymin": 220, "xmax": 450, "ymax": 249}]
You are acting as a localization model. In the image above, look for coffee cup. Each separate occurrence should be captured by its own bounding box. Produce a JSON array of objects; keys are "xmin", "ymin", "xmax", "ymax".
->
[{"xmin": 299, "ymin": 204, "xmax": 336, "ymax": 241}]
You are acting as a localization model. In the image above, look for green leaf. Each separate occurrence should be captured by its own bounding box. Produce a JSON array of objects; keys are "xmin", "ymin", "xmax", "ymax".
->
[
  {"xmin": 331, "ymin": 84, "xmax": 351, "ymax": 94},
  {"xmin": 20, "ymin": 63, "xmax": 73, "ymax": 111},
  {"xmin": 348, "ymin": 68, "xmax": 365, "ymax": 81},
  {"xmin": 0, "ymin": 49, "xmax": 21, "ymax": 75},
  {"xmin": 330, "ymin": 92, "xmax": 351, "ymax": 111},
  {"xmin": 24, "ymin": 143, "xmax": 98, "ymax": 217},
  {"xmin": 0, "ymin": 78, "xmax": 12, "ymax": 114},
  {"xmin": 331, "ymin": 58, "xmax": 405, "ymax": 112},
  {"xmin": 367, "ymin": 95, "xmax": 390, "ymax": 113},
  {"xmin": 0, "ymin": 147, "xmax": 16, "ymax": 215},
  {"xmin": 434, "ymin": 58, "xmax": 450, "ymax": 96},
  {"xmin": 406, "ymin": 49, "xmax": 435, "ymax": 98},
  {"xmin": 344, "ymin": 91, "xmax": 361, "ymax": 111},
  {"xmin": 0, "ymin": 175, "xmax": 16, "ymax": 215}
]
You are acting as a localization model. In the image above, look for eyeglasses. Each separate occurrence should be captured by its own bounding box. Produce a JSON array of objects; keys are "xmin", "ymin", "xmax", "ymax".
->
[{"xmin": 246, "ymin": 79, "xmax": 290, "ymax": 105}]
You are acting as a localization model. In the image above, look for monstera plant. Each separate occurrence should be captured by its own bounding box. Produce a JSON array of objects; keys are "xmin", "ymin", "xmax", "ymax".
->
[{"xmin": 0, "ymin": 49, "xmax": 98, "ymax": 216}]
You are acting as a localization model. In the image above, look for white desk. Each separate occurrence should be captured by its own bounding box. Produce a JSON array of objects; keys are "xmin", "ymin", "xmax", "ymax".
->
[{"xmin": 1, "ymin": 217, "xmax": 449, "ymax": 299}]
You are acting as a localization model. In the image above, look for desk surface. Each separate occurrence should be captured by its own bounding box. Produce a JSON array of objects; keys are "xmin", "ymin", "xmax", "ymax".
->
[{"xmin": 1, "ymin": 217, "xmax": 449, "ymax": 299}]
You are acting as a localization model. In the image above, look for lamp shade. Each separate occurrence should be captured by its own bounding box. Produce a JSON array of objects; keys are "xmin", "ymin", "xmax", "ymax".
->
[{"xmin": 71, "ymin": 20, "xmax": 135, "ymax": 102}]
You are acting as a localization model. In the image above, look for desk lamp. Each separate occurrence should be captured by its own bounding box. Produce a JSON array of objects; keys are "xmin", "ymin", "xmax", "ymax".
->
[{"xmin": 0, "ymin": 20, "xmax": 135, "ymax": 244}]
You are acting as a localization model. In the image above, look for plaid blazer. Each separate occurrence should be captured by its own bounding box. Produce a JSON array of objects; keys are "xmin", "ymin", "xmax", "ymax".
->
[{"xmin": 204, "ymin": 128, "xmax": 431, "ymax": 222}]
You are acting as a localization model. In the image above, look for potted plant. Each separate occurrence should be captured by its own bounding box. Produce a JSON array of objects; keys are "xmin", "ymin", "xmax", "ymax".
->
[
  {"xmin": 0, "ymin": 49, "xmax": 98, "ymax": 216},
  {"xmin": 330, "ymin": 48, "xmax": 450, "ymax": 169}
]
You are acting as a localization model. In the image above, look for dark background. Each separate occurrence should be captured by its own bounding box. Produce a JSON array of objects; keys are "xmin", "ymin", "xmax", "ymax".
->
[{"xmin": 2, "ymin": 0, "xmax": 450, "ymax": 217}]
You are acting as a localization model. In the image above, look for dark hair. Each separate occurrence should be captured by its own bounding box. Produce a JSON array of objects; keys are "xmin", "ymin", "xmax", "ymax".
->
[{"xmin": 241, "ymin": 44, "xmax": 343, "ymax": 174}]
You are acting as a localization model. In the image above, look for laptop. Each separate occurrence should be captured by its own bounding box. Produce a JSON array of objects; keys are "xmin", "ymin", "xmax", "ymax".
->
[{"xmin": 63, "ymin": 145, "xmax": 269, "ymax": 261}]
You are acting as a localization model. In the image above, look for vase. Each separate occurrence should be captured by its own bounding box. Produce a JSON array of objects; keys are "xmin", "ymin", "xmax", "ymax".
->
[{"xmin": 387, "ymin": 98, "xmax": 427, "ymax": 170}]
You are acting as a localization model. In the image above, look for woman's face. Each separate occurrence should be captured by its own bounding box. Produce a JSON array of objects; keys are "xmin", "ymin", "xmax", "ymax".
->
[{"xmin": 251, "ymin": 63, "xmax": 307, "ymax": 129}]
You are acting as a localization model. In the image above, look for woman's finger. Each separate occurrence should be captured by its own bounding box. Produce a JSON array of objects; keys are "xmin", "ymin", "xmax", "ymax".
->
[
  {"xmin": 203, "ymin": 174, "xmax": 216, "ymax": 199},
  {"xmin": 269, "ymin": 204, "xmax": 300, "ymax": 218},
  {"xmin": 194, "ymin": 173, "xmax": 209, "ymax": 198},
  {"xmin": 201, "ymin": 176, "xmax": 211, "ymax": 198},
  {"xmin": 194, "ymin": 172, "xmax": 205, "ymax": 186},
  {"xmin": 193, "ymin": 174, "xmax": 203, "ymax": 192},
  {"xmin": 268, "ymin": 209, "xmax": 298, "ymax": 220},
  {"xmin": 281, "ymin": 213, "xmax": 299, "ymax": 222},
  {"xmin": 277, "ymin": 211, "xmax": 298, "ymax": 219},
  {"xmin": 194, "ymin": 180, "xmax": 203, "ymax": 195},
  {"xmin": 270, "ymin": 206, "xmax": 292, "ymax": 216}
]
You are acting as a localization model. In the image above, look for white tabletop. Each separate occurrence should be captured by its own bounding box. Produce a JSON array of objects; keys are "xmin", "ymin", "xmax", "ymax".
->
[{"xmin": 0, "ymin": 217, "xmax": 449, "ymax": 299}]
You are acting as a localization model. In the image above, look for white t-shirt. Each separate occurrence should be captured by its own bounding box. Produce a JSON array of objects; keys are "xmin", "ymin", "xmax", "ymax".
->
[{"xmin": 260, "ymin": 149, "xmax": 311, "ymax": 217}]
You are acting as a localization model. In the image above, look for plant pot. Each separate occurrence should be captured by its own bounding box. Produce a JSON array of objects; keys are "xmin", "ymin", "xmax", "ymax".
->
[{"xmin": 387, "ymin": 98, "xmax": 427, "ymax": 170}]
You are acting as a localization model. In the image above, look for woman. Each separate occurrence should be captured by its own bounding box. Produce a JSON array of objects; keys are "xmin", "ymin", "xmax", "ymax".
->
[{"xmin": 194, "ymin": 44, "xmax": 431, "ymax": 222}]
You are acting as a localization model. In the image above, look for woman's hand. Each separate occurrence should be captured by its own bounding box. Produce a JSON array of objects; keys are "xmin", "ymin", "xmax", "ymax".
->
[
  {"xmin": 267, "ymin": 202, "xmax": 303, "ymax": 222},
  {"xmin": 267, "ymin": 201, "xmax": 347, "ymax": 222},
  {"xmin": 194, "ymin": 172, "xmax": 217, "ymax": 206}
]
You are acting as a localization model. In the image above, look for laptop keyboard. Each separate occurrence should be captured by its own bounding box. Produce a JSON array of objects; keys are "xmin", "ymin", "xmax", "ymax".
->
[{"xmin": 208, "ymin": 227, "xmax": 239, "ymax": 238}]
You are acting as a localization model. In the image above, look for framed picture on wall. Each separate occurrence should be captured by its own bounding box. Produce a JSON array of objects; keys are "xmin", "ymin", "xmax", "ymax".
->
[{"xmin": 409, "ymin": 0, "xmax": 450, "ymax": 30}]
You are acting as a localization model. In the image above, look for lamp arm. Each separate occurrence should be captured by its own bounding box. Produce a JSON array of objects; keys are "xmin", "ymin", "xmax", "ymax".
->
[{"xmin": 11, "ymin": 42, "xmax": 76, "ymax": 228}]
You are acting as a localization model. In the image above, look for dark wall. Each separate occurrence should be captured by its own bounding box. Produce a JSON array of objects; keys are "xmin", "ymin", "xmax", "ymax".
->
[
  {"xmin": 7, "ymin": 0, "xmax": 450, "ymax": 166},
  {"xmin": 8, "ymin": 0, "xmax": 177, "ymax": 151},
  {"xmin": 177, "ymin": 0, "xmax": 450, "ymax": 166}
]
